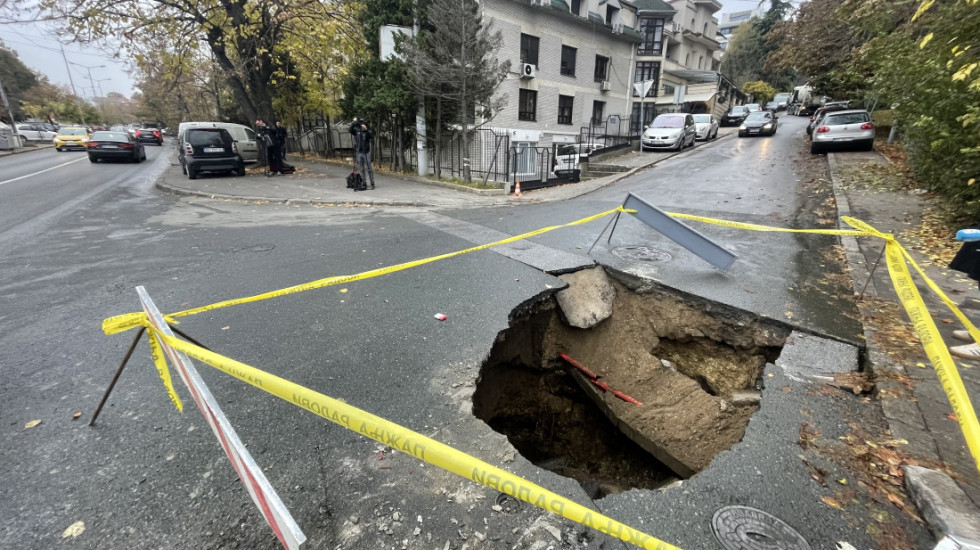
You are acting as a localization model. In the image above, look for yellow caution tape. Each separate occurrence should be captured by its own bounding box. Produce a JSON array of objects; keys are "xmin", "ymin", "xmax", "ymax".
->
[
  {"xmin": 102, "ymin": 207, "xmax": 634, "ymax": 336},
  {"xmin": 146, "ymin": 324, "xmax": 183, "ymax": 412},
  {"xmin": 150, "ymin": 327, "xmax": 681, "ymax": 550}
]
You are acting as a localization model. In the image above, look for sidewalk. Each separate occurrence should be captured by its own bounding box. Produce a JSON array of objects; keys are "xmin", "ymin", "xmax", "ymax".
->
[
  {"xmin": 0, "ymin": 142, "xmax": 56, "ymax": 157},
  {"xmin": 155, "ymin": 127, "xmax": 740, "ymax": 208}
]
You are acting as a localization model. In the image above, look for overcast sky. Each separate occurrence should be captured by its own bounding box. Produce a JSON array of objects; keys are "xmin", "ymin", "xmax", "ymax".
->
[{"xmin": 1, "ymin": 0, "xmax": 768, "ymax": 102}]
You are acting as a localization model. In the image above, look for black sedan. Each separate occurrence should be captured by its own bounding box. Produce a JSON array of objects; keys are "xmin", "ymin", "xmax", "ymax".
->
[
  {"xmin": 721, "ymin": 105, "xmax": 750, "ymax": 127},
  {"xmin": 135, "ymin": 128, "xmax": 163, "ymax": 145},
  {"xmin": 87, "ymin": 131, "xmax": 147, "ymax": 163},
  {"xmin": 738, "ymin": 111, "xmax": 777, "ymax": 137}
]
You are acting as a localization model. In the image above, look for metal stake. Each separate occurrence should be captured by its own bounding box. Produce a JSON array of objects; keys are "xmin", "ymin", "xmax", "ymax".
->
[
  {"xmin": 587, "ymin": 210, "xmax": 622, "ymax": 254},
  {"xmin": 89, "ymin": 327, "xmax": 145, "ymax": 426},
  {"xmin": 858, "ymin": 246, "xmax": 887, "ymax": 300},
  {"xmin": 170, "ymin": 325, "xmax": 211, "ymax": 352}
]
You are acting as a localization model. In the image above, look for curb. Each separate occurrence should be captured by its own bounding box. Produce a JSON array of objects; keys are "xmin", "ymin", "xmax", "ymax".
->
[
  {"xmin": 0, "ymin": 144, "xmax": 56, "ymax": 157},
  {"xmin": 828, "ymin": 149, "xmax": 980, "ymax": 548}
]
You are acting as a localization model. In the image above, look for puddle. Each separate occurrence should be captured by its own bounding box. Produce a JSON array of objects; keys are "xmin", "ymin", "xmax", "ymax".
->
[{"xmin": 473, "ymin": 275, "xmax": 788, "ymax": 498}]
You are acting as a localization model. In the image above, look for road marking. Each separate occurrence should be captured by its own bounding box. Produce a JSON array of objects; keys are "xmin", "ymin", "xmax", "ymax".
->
[{"xmin": 0, "ymin": 156, "xmax": 87, "ymax": 186}]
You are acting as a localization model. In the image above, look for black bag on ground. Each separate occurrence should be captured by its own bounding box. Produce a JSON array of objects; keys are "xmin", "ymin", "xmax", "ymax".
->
[
  {"xmin": 346, "ymin": 171, "xmax": 363, "ymax": 189},
  {"xmin": 280, "ymin": 163, "xmax": 295, "ymax": 175}
]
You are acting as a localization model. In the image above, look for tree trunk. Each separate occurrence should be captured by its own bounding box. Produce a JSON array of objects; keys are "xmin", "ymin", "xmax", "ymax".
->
[{"xmin": 434, "ymin": 96, "xmax": 442, "ymax": 180}]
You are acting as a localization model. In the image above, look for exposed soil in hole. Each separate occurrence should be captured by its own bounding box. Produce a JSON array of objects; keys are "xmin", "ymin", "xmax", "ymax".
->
[{"xmin": 474, "ymin": 275, "xmax": 788, "ymax": 497}]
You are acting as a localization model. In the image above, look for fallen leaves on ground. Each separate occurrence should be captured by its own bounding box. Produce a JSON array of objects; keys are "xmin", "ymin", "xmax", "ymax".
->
[
  {"xmin": 24, "ymin": 420, "xmax": 41, "ymax": 429},
  {"xmin": 828, "ymin": 372, "xmax": 875, "ymax": 395}
]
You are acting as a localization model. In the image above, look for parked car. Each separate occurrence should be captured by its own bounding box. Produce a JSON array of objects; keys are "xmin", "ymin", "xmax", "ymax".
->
[
  {"xmin": 552, "ymin": 142, "xmax": 602, "ymax": 172},
  {"xmin": 177, "ymin": 122, "xmax": 260, "ymax": 163},
  {"xmin": 15, "ymin": 123, "xmax": 56, "ymax": 142},
  {"xmin": 806, "ymin": 104, "xmax": 849, "ymax": 136},
  {"xmin": 771, "ymin": 93, "xmax": 791, "ymax": 111},
  {"xmin": 53, "ymin": 127, "xmax": 91, "ymax": 151},
  {"xmin": 135, "ymin": 128, "xmax": 163, "ymax": 145},
  {"xmin": 641, "ymin": 113, "xmax": 696, "ymax": 151},
  {"xmin": 810, "ymin": 109, "xmax": 875, "ymax": 154},
  {"xmin": 744, "ymin": 103, "xmax": 762, "ymax": 112},
  {"xmin": 178, "ymin": 127, "xmax": 245, "ymax": 180},
  {"xmin": 692, "ymin": 114, "xmax": 719, "ymax": 141},
  {"xmin": 87, "ymin": 131, "xmax": 146, "ymax": 163},
  {"xmin": 722, "ymin": 106, "xmax": 750, "ymax": 127},
  {"xmin": 738, "ymin": 111, "xmax": 777, "ymax": 137}
]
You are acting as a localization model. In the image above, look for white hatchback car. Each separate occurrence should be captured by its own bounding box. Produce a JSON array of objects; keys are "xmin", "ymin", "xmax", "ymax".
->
[
  {"xmin": 810, "ymin": 109, "xmax": 875, "ymax": 154},
  {"xmin": 642, "ymin": 113, "xmax": 696, "ymax": 151},
  {"xmin": 692, "ymin": 114, "xmax": 719, "ymax": 141},
  {"xmin": 16, "ymin": 123, "xmax": 56, "ymax": 142}
]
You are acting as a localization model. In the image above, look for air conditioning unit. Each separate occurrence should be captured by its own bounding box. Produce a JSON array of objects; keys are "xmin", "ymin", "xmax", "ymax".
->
[
  {"xmin": 521, "ymin": 63, "xmax": 537, "ymax": 78},
  {"xmin": 600, "ymin": 81, "xmax": 611, "ymax": 92},
  {"xmin": 612, "ymin": 23, "xmax": 624, "ymax": 33}
]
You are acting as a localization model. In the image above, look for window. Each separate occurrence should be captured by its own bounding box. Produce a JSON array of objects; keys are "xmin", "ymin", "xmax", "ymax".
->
[
  {"xmin": 519, "ymin": 89, "xmax": 537, "ymax": 121},
  {"xmin": 558, "ymin": 95, "xmax": 574, "ymax": 124},
  {"xmin": 592, "ymin": 101, "xmax": 605, "ymax": 125},
  {"xmin": 561, "ymin": 46, "xmax": 577, "ymax": 76},
  {"xmin": 606, "ymin": 6, "xmax": 619, "ymax": 25},
  {"xmin": 594, "ymin": 55, "xmax": 609, "ymax": 82},
  {"xmin": 703, "ymin": 22, "xmax": 708, "ymax": 35},
  {"xmin": 685, "ymin": 52, "xmax": 691, "ymax": 66},
  {"xmin": 663, "ymin": 82, "xmax": 675, "ymax": 95},
  {"xmin": 520, "ymin": 34, "xmax": 539, "ymax": 66},
  {"xmin": 638, "ymin": 18, "xmax": 664, "ymax": 55},
  {"xmin": 631, "ymin": 102, "xmax": 655, "ymax": 132},
  {"xmin": 633, "ymin": 61, "xmax": 660, "ymax": 97},
  {"xmin": 570, "ymin": 0, "xmax": 580, "ymax": 15},
  {"xmin": 698, "ymin": 56, "xmax": 704, "ymax": 69}
]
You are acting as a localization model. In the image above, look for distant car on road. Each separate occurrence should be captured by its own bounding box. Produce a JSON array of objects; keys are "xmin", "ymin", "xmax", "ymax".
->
[
  {"xmin": 744, "ymin": 103, "xmax": 762, "ymax": 112},
  {"xmin": 15, "ymin": 123, "xmax": 56, "ymax": 142},
  {"xmin": 178, "ymin": 127, "xmax": 245, "ymax": 180},
  {"xmin": 722, "ymin": 106, "xmax": 750, "ymax": 127},
  {"xmin": 53, "ymin": 127, "xmax": 91, "ymax": 151},
  {"xmin": 771, "ymin": 93, "xmax": 791, "ymax": 111},
  {"xmin": 738, "ymin": 111, "xmax": 777, "ymax": 137},
  {"xmin": 692, "ymin": 114, "xmax": 719, "ymax": 141},
  {"xmin": 87, "ymin": 131, "xmax": 146, "ymax": 163},
  {"xmin": 641, "ymin": 113, "xmax": 696, "ymax": 151},
  {"xmin": 135, "ymin": 128, "xmax": 163, "ymax": 145},
  {"xmin": 810, "ymin": 109, "xmax": 875, "ymax": 154}
]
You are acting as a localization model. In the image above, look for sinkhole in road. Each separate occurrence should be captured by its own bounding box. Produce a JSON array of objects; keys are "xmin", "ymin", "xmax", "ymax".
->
[{"xmin": 473, "ymin": 276, "xmax": 788, "ymax": 498}]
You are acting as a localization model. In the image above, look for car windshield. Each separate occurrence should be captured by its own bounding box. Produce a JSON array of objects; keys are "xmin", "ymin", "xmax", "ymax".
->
[
  {"xmin": 693, "ymin": 115, "xmax": 712, "ymax": 123},
  {"xmin": 823, "ymin": 112, "xmax": 870, "ymax": 125},
  {"xmin": 62, "ymin": 128, "xmax": 87, "ymax": 136},
  {"xmin": 557, "ymin": 146, "xmax": 577, "ymax": 156},
  {"xmin": 731, "ymin": 107, "xmax": 748, "ymax": 114},
  {"xmin": 187, "ymin": 130, "xmax": 228, "ymax": 147},
  {"xmin": 745, "ymin": 112, "xmax": 769, "ymax": 122},
  {"xmin": 652, "ymin": 116, "xmax": 684, "ymax": 128},
  {"xmin": 745, "ymin": 104, "xmax": 760, "ymax": 110},
  {"xmin": 92, "ymin": 132, "xmax": 129, "ymax": 141}
]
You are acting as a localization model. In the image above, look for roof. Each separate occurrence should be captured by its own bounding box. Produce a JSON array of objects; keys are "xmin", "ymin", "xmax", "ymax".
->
[{"xmin": 634, "ymin": 0, "xmax": 674, "ymax": 14}]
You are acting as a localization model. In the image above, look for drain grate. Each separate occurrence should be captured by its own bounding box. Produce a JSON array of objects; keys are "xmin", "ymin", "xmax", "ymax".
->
[
  {"xmin": 611, "ymin": 246, "xmax": 672, "ymax": 262},
  {"xmin": 711, "ymin": 505, "xmax": 810, "ymax": 550}
]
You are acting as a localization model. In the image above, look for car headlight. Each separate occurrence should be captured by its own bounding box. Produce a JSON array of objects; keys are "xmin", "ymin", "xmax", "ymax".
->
[
  {"xmin": 739, "ymin": 124, "xmax": 746, "ymax": 130},
  {"xmin": 763, "ymin": 123, "xmax": 772, "ymax": 128}
]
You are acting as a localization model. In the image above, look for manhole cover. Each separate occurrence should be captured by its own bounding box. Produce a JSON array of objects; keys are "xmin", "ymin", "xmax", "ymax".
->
[
  {"xmin": 611, "ymin": 246, "xmax": 672, "ymax": 262},
  {"xmin": 711, "ymin": 505, "xmax": 810, "ymax": 550}
]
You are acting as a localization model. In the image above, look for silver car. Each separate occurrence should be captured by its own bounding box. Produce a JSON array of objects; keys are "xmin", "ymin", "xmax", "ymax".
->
[
  {"xmin": 810, "ymin": 109, "xmax": 874, "ymax": 154},
  {"xmin": 642, "ymin": 113, "xmax": 696, "ymax": 151},
  {"xmin": 692, "ymin": 114, "xmax": 719, "ymax": 141}
]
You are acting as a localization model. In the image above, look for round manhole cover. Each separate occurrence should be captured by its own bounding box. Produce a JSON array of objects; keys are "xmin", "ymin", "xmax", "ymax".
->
[
  {"xmin": 711, "ymin": 505, "xmax": 810, "ymax": 550},
  {"xmin": 611, "ymin": 246, "xmax": 672, "ymax": 262}
]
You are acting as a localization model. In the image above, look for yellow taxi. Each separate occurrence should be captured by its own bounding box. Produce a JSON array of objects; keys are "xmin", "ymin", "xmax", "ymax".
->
[{"xmin": 54, "ymin": 127, "xmax": 91, "ymax": 151}]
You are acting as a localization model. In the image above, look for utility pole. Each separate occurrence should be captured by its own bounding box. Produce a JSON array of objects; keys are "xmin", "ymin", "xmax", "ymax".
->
[
  {"xmin": 60, "ymin": 45, "xmax": 87, "ymax": 126},
  {"xmin": 414, "ymin": 0, "xmax": 428, "ymax": 177}
]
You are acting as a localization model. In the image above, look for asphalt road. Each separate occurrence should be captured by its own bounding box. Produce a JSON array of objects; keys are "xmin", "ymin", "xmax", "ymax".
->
[{"xmin": 0, "ymin": 118, "xmax": 930, "ymax": 550}]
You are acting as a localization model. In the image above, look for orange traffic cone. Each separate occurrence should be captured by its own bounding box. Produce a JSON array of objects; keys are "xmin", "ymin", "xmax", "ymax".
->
[{"xmin": 512, "ymin": 180, "xmax": 522, "ymax": 197}]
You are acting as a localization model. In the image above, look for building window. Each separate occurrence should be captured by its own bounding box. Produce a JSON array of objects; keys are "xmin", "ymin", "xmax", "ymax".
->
[
  {"xmin": 594, "ymin": 55, "xmax": 609, "ymax": 82},
  {"xmin": 698, "ymin": 56, "xmax": 704, "ymax": 69},
  {"xmin": 633, "ymin": 61, "xmax": 660, "ymax": 97},
  {"xmin": 521, "ymin": 34, "xmax": 539, "ymax": 66},
  {"xmin": 638, "ymin": 17, "xmax": 664, "ymax": 55},
  {"xmin": 558, "ymin": 95, "xmax": 574, "ymax": 124},
  {"xmin": 519, "ymin": 89, "xmax": 537, "ymax": 121},
  {"xmin": 685, "ymin": 52, "xmax": 691, "ymax": 66},
  {"xmin": 606, "ymin": 6, "xmax": 620, "ymax": 25},
  {"xmin": 570, "ymin": 0, "xmax": 580, "ymax": 15},
  {"xmin": 592, "ymin": 100, "xmax": 605, "ymax": 125},
  {"xmin": 561, "ymin": 46, "xmax": 577, "ymax": 76},
  {"xmin": 663, "ymin": 83, "xmax": 675, "ymax": 95}
]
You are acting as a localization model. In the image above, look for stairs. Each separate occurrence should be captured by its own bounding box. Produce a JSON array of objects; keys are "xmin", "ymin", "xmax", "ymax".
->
[{"xmin": 584, "ymin": 163, "xmax": 631, "ymax": 180}]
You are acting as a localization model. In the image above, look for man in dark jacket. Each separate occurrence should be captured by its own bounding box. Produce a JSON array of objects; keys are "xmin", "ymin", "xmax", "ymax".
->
[
  {"xmin": 349, "ymin": 119, "xmax": 375, "ymax": 190},
  {"xmin": 275, "ymin": 121, "xmax": 287, "ymax": 162}
]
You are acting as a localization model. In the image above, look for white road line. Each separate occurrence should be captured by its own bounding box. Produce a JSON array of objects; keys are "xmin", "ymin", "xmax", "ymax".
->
[{"xmin": 0, "ymin": 156, "xmax": 88, "ymax": 186}]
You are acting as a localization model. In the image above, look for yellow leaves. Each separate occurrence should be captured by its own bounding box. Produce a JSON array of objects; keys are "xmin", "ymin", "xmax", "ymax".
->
[
  {"xmin": 822, "ymin": 496, "xmax": 844, "ymax": 509},
  {"xmin": 952, "ymin": 63, "xmax": 978, "ymax": 82},
  {"xmin": 24, "ymin": 420, "xmax": 41, "ymax": 429},
  {"xmin": 912, "ymin": 0, "xmax": 935, "ymax": 21},
  {"xmin": 919, "ymin": 33, "xmax": 933, "ymax": 49},
  {"xmin": 969, "ymin": 178, "xmax": 976, "ymax": 186}
]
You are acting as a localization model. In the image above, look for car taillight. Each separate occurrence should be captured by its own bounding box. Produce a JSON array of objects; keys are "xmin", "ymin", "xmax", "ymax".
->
[
  {"xmin": 232, "ymin": 142, "xmax": 239, "ymax": 154},
  {"xmin": 860, "ymin": 122, "xmax": 875, "ymax": 130},
  {"xmin": 135, "ymin": 131, "xmax": 141, "ymax": 137},
  {"xmin": 184, "ymin": 143, "xmax": 194, "ymax": 155},
  {"xmin": 121, "ymin": 142, "xmax": 133, "ymax": 148},
  {"xmin": 153, "ymin": 131, "xmax": 160, "ymax": 138},
  {"xmin": 87, "ymin": 141, "xmax": 98, "ymax": 147},
  {"xmin": 816, "ymin": 126, "xmax": 830, "ymax": 133}
]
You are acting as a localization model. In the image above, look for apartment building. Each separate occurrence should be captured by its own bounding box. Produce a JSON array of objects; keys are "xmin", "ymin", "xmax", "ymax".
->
[
  {"xmin": 483, "ymin": 0, "xmax": 641, "ymax": 153},
  {"xmin": 717, "ymin": 6, "xmax": 767, "ymax": 52}
]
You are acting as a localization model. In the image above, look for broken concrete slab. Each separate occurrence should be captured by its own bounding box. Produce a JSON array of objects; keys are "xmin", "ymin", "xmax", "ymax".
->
[
  {"xmin": 556, "ymin": 267, "xmax": 616, "ymax": 329},
  {"xmin": 775, "ymin": 331, "xmax": 860, "ymax": 381},
  {"xmin": 905, "ymin": 465, "xmax": 980, "ymax": 546}
]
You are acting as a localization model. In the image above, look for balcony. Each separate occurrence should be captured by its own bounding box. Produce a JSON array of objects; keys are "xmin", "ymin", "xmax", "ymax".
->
[
  {"xmin": 664, "ymin": 20, "xmax": 683, "ymax": 44},
  {"xmin": 692, "ymin": 0, "xmax": 722, "ymax": 13}
]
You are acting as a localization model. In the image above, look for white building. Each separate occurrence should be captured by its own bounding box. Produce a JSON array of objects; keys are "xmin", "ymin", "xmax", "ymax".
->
[{"xmin": 717, "ymin": 6, "xmax": 766, "ymax": 52}]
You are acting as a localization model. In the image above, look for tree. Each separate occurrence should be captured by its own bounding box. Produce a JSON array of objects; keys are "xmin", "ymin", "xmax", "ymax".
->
[
  {"xmin": 742, "ymin": 81, "xmax": 775, "ymax": 103},
  {"xmin": 401, "ymin": 0, "xmax": 510, "ymax": 181},
  {"xmin": 720, "ymin": 2, "xmax": 796, "ymax": 91},
  {"xmin": 37, "ymin": 0, "xmax": 362, "ymax": 125},
  {"xmin": 0, "ymin": 43, "xmax": 39, "ymax": 123}
]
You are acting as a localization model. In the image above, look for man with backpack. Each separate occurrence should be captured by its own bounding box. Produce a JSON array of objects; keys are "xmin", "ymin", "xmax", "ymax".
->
[{"xmin": 349, "ymin": 118, "xmax": 375, "ymax": 191}]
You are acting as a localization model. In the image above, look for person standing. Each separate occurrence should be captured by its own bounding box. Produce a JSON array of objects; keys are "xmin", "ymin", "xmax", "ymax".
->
[
  {"xmin": 275, "ymin": 121, "xmax": 288, "ymax": 162},
  {"xmin": 349, "ymin": 119, "xmax": 375, "ymax": 191},
  {"xmin": 949, "ymin": 229, "xmax": 980, "ymax": 358}
]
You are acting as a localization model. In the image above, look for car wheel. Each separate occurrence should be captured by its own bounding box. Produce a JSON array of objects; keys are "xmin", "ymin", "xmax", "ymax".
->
[
  {"xmin": 188, "ymin": 168, "xmax": 198, "ymax": 180},
  {"xmin": 88, "ymin": 156, "xmax": 97, "ymax": 163},
  {"xmin": 862, "ymin": 140, "xmax": 874, "ymax": 151},
  {"xmin": 56, "ymin": 147, "xmax": 62, "ymax": 152},
  {"xmin": 810, "ymin": 142, "xmax": 823, "ymax": 155},
  {"xmin": 236, "ymin": 165, "xmax": 246, "ymax": 176}
]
